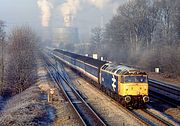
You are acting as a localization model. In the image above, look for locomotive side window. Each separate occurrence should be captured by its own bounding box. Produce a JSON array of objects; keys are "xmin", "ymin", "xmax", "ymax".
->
[{"xmin": 121, "ymin": 76, "xmax": 124, "ymax": 83}]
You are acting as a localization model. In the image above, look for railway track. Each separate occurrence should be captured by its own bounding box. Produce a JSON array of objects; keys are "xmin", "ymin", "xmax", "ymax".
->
[
  {"xmin": 43, "ymin": 52, "xmax": 106, "ymax": 126},
  {"xmin": 148, "ymin": 79, "xmax": 180, "ymax": 106},
  {"xmin": 132, "ymin": 109, "xmax": 174, "ymax": 126}
]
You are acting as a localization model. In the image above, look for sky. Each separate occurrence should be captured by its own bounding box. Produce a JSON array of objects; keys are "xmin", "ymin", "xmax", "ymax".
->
[{"xmin": 0, "ymin": 0, "xmax": 127, "ymax": 41}]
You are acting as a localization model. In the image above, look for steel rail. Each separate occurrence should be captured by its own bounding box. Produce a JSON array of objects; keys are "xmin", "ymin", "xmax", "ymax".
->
[
  {"xmin": 43, "ymin": 52, "xmax": 106, "ymax": 126},
  {"xmin": 148, "ymin": 79, "xmax": 180, "ymax": 106},
  {"xmin": 132, "ymin": 109, "xmax": 174, "ymax": 126},
  {"xmin": 149, "ymin": 79, "xmax": 180, "ymax": 95},
  {"xmin": 141, "ymin": 109, "xmax": 173, "ymax": 126}
]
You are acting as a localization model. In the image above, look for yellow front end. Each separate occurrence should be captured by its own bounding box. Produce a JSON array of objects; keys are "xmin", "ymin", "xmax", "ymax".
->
[
  {"xmin": 119, "ymin": 83, "xmax": 148, "ymax": 96},
  {"xmin": 117, "ymin": 74, "xmax": 149, "ymax": 106}
]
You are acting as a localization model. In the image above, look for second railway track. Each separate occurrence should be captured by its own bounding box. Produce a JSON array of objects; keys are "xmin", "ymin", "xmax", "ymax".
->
[
  {"xmin": 132, "ymin": 108, "xmax": 177, "ymax": 126},
  {"xmin": 148, "ymin": 79, "xmax": 180, "ymax": 106},
  {"xmin": 43, "ymin": 52, "xmax": 106, "ymax": 126}
]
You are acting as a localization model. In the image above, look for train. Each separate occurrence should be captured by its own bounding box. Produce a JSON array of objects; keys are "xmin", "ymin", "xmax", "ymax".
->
[{"xmin": 51, "ymin": 49, "xmax": 149, "ymax": 108}]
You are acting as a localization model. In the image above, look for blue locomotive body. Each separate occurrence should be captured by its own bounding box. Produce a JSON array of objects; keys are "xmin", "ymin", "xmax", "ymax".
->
[{"xmin": 101, "ymin": 71, "xmax": 119, "ymax": 94}]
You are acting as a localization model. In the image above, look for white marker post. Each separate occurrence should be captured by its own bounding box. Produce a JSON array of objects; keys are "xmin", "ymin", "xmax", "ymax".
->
[
  {"xmin": 155, "ymin": 68, "xmax": 160, "ymax": 73},
  {"xmin": 93, "ymin": 54, "xmax": 98, "ymax": 59},
  {"xmin": 100, "ymin": 57, "xmax": 104, "ymax": 61},
  {"xmin": 48, "ymin": 88, "xmax": 55, "ymax": 103}
]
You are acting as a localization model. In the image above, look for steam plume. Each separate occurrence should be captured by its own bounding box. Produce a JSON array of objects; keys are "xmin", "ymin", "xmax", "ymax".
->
[
  {"xmin": 88, "ymin": 0, "xmax": 111, "ymax": 10},
  {"xmin": 60, "ymin": 0, "xmax": 80, "ymax": 27},
  {"xmin": 37, "ymin": 0, "xmax": 53, "ymax": 27}
]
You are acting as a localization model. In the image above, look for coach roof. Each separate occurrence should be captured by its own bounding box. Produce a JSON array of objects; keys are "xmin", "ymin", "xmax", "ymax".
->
[{"xmin": 54, "ymin": 49, "xmax": 107, "ymax": 68}]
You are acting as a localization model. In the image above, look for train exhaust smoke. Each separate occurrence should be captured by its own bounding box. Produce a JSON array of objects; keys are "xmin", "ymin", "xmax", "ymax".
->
[{"xmin": 37, "ymin": 0, "xmax": 53, "ymax": 27}]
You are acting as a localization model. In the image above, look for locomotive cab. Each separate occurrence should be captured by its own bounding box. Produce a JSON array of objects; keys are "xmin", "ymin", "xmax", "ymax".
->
[
  {"xmin": 100, "ymin": 63, "xmax": 149, "ymax": 107},
  {"xmin": 119, "ymin": 74, "xmax": 149, "ymax": 104},
  {"xmin": 120, "ymin": 75, "xmax": 148, "ymax": 95}
]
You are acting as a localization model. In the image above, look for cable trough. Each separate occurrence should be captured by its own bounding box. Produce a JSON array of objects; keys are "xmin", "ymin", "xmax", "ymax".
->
[{"xmin": 43, "ymin": 52, "xmax": 106, "ymax": 126}]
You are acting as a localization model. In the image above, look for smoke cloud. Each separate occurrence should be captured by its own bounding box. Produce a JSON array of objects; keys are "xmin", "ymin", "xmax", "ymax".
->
[
  {"xmin": 87, "ymin": 0, "xmax": 111, "ymax": 10},
  {"xmin": 59, "ymin": 0, "xmax": 115, "ymax": 26},
  {"xmin": 37, "ymin": 0, "xmax": 53, "ymax": 27},
  {"xmin": 60, "ymin": 0, "xmax": 80, "ymax": 15},
  {"xmin": 60, "ymin": 0, "xmax": 80, "ymax": 27}
]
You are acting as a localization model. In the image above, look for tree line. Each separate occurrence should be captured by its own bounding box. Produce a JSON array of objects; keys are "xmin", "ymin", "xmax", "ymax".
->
[{"xmin": 86, "ymin": 0, "xmax": 180, "ymax": 76}]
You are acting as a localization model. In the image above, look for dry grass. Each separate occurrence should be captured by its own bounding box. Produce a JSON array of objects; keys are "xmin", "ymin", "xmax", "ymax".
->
[{"xmin": 0, "ymin": 83, "xmax": 56, "ymax": 126}]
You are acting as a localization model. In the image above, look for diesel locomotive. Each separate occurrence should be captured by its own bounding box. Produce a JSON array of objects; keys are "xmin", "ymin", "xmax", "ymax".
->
[{"xmin": 52, "ymin": 49, "xmax": 149, "ymax": 108}]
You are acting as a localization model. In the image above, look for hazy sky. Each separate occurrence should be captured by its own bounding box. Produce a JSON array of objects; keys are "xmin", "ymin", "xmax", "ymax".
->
[
  {"xmin": 0, "ymin": 0, "xmax": 40, "ymax": 30},
  {"xmin": 0, "ymin": 0, "xmax": 127, "ymax": 40}
]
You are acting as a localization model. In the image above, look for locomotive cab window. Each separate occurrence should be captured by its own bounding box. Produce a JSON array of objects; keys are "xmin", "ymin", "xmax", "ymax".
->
[{"xmin": 123, "ymin": 76, "xmax": 147, "ymax": 83}]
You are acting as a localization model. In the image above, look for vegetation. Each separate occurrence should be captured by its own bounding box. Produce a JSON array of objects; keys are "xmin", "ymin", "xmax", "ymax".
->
[
  {"xmin": 88, "ymin": 0, "xmax": 180, "ymax": 76},
  {"xmin": 2, "ymin": 25, "xmax": 39, "ymax": 96}
]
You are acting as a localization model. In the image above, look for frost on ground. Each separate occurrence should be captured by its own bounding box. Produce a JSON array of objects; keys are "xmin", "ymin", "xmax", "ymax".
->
[{"xmin": 0, "ymin": 85, "xmax": 55, "ymax": 126}]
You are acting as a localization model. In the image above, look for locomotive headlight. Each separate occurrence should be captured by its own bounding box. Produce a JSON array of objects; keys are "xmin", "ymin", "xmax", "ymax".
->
[
  {"xmin": 125, "ymin": 96, "xmax": 131, "ymax": 103},
  {"xmin": 143, "ymin": 96, "xmax": 149, "ymax": 102}
]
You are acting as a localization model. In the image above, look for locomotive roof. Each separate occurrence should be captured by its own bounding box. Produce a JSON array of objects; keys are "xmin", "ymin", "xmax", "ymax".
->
[
  {"xmin": 102, "ymin": 63, "xmax": 146, "ymax": 75},
  {"xmin": 54, "ymin": 49, "xmax": 107, "ymax": 68}
]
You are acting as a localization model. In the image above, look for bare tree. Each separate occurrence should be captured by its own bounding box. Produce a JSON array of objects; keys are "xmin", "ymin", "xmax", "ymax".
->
[
  {"xmin": 5, "ymin": 25, "xmax": 39, "ymax": 95},
  {"xmin": 90, "ymin": 27, "xmax": 104, "ymax": 53}
]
